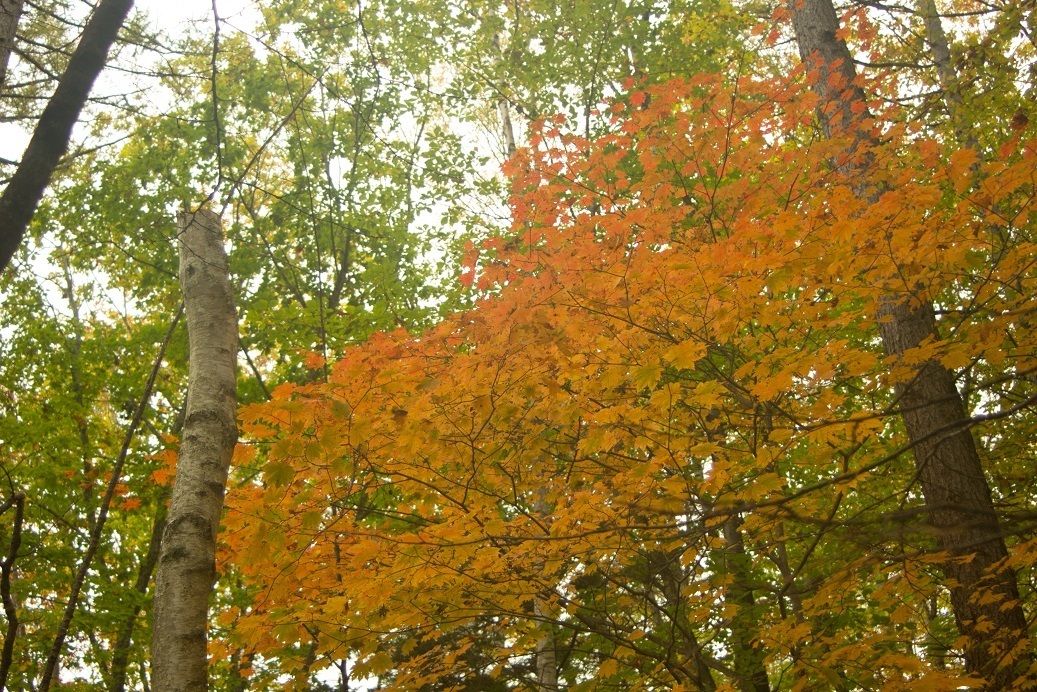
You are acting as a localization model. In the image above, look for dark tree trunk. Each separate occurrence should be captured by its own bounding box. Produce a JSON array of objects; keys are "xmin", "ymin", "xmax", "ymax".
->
[
  {"xmin": 109, "ymin": 493, "xmax": 168, "ymax": 692},
  {"xmin": 723, "ymin": 517, "xmax": 771, "ymax": 692},
  {"xmin": 0, "ymin": 0, "xmax": 134, "ymax": 273},
  {"xmin": 788, "ymin": 0, "xmax": 1030, "ymax": 685}
]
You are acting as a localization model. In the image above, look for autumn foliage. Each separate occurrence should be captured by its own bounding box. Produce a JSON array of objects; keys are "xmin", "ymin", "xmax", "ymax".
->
[{"xmin": 223, "ymin": 71, "xmax": 1037, "ymax": 688}]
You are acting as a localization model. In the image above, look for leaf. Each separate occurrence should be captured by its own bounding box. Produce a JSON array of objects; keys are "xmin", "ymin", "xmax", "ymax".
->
[{"xmin": 664, "ymin": 340, "xmax": 706, "ymax": 369}]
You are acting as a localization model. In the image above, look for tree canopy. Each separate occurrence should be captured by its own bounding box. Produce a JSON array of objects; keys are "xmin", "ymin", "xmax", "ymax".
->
[{"xmin": 0, "ymin": 0, "xmax": 1035, "ymax": 689}]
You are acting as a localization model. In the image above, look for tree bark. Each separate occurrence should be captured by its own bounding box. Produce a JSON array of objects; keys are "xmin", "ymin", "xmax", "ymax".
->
[
  {"xmin": 151, "ymin": 209, "xmax": 237, "ymax": 692},
  {"xmin": 0, "ymin": 0, "xmax": 23, "ymax": 91},
  {"xmin": 918, "ymin": 0, "xmax": 960, "ymax": 116},
  {"xmin": 490, "ymin": 31, "xmax": 517, "ymax": 158},
  {"xmin": 0, "ymin": 0, "xmax": 133, "ymax": 273},
  {"xmin": 498, "ymin": 99, "xmax": 516, "ymax": 158},
  {"xmin": 788, "ymin": 0, "xmax": 1030, "ymax": 685}
]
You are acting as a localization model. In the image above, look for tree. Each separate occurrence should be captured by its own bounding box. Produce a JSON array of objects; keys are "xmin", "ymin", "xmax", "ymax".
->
[
  {"xmin": 152, "ymin": 209, "xmax": 238, "ymax": 691},
  {"xmin": 1, "ymin": 0, "xmax": 1035, "ymax": 688},
  {"xmin": 0, "ymin": 0, "xmax": 23, "ymax": 89},
  {"xmin": 787, "ymin": 0, "xmax": 1030, "ymax": 683},
  {"xmin": 225, "ymin": 66, "xmax": 1037, "ymax": 687}
]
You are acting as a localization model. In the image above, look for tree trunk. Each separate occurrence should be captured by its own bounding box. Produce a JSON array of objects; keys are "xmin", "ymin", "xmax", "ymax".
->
[
  {"xmin": 722, "ymin": 517, "xmax": 770, "ymax": 692},
  {"xmin": 918, "ymin": 0, "xmax": 961, "ymax": 117},
  {"xmin": 0, "ymin": 0, "xmax": 23, "ymax": 91},
  {"xmin": 151, "ymin": 210, "xmax": 237, "ymax": 692},
  {"xmin": 498, "ymin": 98, "xmax": 516, "ymax": 158},
  {"xmin": 788, "ymin": 0, "xmax": 1030, "ymax": 685},
  {"xmin": 489, "ymin": 30, "xmax": 517, "ymax": 158},
  {"xmin": 533, "ymin": 597, "xmax": 558, "ymax": 691},
  {"xmin": 0, "ymin": 0, "xmax": 133, "ymax": 272},
  {"xmin": 0, "ymin": 491, "xmax": 25, "ymax": 691}
]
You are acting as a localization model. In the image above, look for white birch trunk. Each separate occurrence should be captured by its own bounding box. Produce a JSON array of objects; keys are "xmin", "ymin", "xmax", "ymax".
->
[
  {"xmin": 498, "ymin": 98, "xmax": 516, "ymax": 158},
  {"xmin": 534, "ymin": 596, "xmax": 558, "ymax": 691},
  {"xmin": 151, "ymin": 209, "xmax": 238, "ymax": 691}
]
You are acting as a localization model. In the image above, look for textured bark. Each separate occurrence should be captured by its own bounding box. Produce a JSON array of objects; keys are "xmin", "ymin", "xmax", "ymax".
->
[
  {"xmin": 789, "ymin": 0, "xmax": 866, "ymax": 142},
  {"xmin": 151, "ymin": 210, "xmax": 238, "ymax": 692},
  {"xmin": 0, "ymin": 0, "xmax": 23, "ymax": 90},
  {"xmin": 0, "ymin": 0, "xmax": 133, "ymax": 272},
  {"xmin": 875, "ymin": 299, "xmax": 1027, "ymax": 684},
  {"xmin": 788, "ymin": 0, "xmax": 1030, "ymax": 685}
]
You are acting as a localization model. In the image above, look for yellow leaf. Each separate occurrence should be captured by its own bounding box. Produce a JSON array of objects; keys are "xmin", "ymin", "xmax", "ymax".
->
[
  {"xmin": 664, "ymin": 339, "xmax": 706, "ymax": 369},
  {"xmin": 633, "ymin": 362, "xmax": 663, "ymax": 390}
]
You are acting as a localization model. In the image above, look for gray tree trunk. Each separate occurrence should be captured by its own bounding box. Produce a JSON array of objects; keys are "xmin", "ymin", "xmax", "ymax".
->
[
  {"xmin": 490, "ymin": 30, "xmax": 517, "ymax": 158},
  {"xmin": 0, "ymin": 0, "xmax": 23, "ymax": 91},
  {"xmin": 918, "ymin": 0, "xmax": 959, "ymax": 112},
  {"xmin": 151, "ymin": 210, "xmax": 238, "ymax": 692},
  {"xmin": 498, "ymin": 98, "xmax": 516, "ymax": 158},
  {"xmin": 788, "ymin": 0, "xmax": 1030, "ymax": 686},
  {"xmin": 533, "ymin": 597, "xmax": 558, "ymax": 691}
]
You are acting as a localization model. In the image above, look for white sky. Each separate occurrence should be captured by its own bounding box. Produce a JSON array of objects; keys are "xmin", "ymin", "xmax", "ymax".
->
[{"xmin": 138, "ymin": 0, "xmax": 258, "ymax": 27}]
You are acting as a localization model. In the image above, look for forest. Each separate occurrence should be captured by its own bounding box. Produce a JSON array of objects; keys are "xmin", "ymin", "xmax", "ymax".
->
[{"xmin": 0, "ymin": 0, "xmax": 1035, "ymax": 689}]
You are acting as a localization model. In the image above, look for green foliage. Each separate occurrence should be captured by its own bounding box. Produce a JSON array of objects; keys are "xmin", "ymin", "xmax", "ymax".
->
[{"xmin": 2, "ymin": 0, "xmax": 1034, "ymax": 688}]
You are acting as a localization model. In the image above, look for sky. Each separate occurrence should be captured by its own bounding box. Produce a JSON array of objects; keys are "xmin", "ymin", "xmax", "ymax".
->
[{"xmin": 138, "ymin": 0, "xmax": 258, "ymax": 28}]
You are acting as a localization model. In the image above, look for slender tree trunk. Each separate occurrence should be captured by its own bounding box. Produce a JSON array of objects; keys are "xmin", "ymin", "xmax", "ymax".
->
[
  {"xmin": 151, "ymin": 209, "xmax": 237, "ymax": 692},
  {"xmin": 722, "ymin": 517, "xmax": 770, "ymax": 692},
  {"xmin": 490, "ymin": 31, "xmax": 517, "ymax": 158},
  {"xmin": 533, "ymin": 597, "xmax": 558, "ymax": 691},
  {"xmin": 0, "ymin": 491, "xmax": 25, "ymax": 690},
  {"xmin": 109, "ymin": 492, "xmax": 168, "ymax": 692},
  {"xmin": 918, "ymin": 0, "xmax": 961, "ymax": 117},
  {"xmin": 788, "ymin": 0, "xmax": 1030, "ymax": 685},
  {"xmin": 531, "ymin": 487, "xmax": 558, "ymax": 691},
  {"xmin": 657, "ymin": 561, "xmax": 717, "ymax": 691},
  {"xmin": 0, "ymin": 0, "xmax": 133, "ymax": 272},
  {"xmin": 498, "ymin": 99, "xmax": 516, "ymax": 158},
  {"xmin": 0, "ymin": 0, "xmax": 23, "ymax": 91}
]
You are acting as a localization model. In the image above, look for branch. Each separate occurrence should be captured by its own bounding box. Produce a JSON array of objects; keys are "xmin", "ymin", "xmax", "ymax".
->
[
  {"xmin": 38, "ymin": 303, "xmax": 183, "ymax": 692},
  {"xmin": 0, "ymin": 0, "xmax": 134, "ymax": 273}
]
